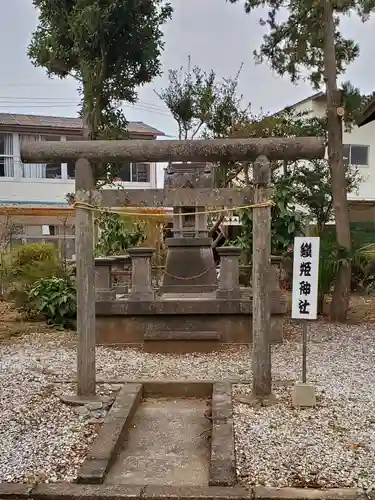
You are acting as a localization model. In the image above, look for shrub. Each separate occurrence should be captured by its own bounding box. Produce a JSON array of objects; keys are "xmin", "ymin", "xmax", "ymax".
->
[
  {"xmin": 95, "ymin": 212, "xmax": 146, "ymax": 256},
  {"xmin": 26, "ymin": 276, "xmax": 76, "ymax": 328},
  {"xmin": 351, "ymin": 244, "xmax": 375, "ymax": 295},
  {"xmin": 5, "ymin": 243, "xmax": 64, "ymax": 307}
]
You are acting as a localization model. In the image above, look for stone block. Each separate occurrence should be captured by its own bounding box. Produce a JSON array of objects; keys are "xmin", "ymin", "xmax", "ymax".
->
[
  {"xmin": 209, "ymin": 421, "xmax": 237, "ymax": 486},
  {"xmin": 77, "ymin": 459, "xmax": 108, "ymax": 484},
  {"xmin": 31, "ymin": 484, "xmax": 142, "ymax": 500},
  {"xmin": 291, "ymin": 383, "xmax": 316, "ymax": 408},
  {"xmin": 211, "ymin": 382, "xmax": 232, "ymax": 423},
  {"xmin": 254, "ymin": 487, "xmax": 363, "ymax": 500},
  {"xmin": 142, "ymin": 380, "xmax": 213, "ymax": 398},
  {"xmin": 0, "ymin": 483, "xmax": 33, "ymax": 498},
  {"xmin": 144, "ymin": 485, "xmax": 250, "ymax": 500},
  {"xmin": 96, "ymin": 289, "xmax": 116, "ymax": 301},
  {"xmin": 144, "ymin": 331, "xmax": 220, "ymax": 341},
  {"xmin": 77, "ymin": 383, "xmax": 142, "ymax": 483}
]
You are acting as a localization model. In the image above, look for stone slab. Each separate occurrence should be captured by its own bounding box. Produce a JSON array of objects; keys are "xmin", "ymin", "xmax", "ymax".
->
[
  {"xmin": 144, "ymin": 331, "xmax": 220, "ymax": 341},
  {"xmin": 76, "ymin": 459, "xmax": 109, "ymax": 485},
  {"xmin": 96, "ymin": 294, "xmax": 286, "ymax": 315},
  {"xmin": 143, "ymin": 485, "xmax": 250, "ymax": 500},
  {"xmin": 144, "ymin": 340, "xmax": 221, "ymax": 354},
  {"xmin": 142, "ymin": 381, "xmax": 213, "ymax": 398},
  {"xmin": 77, "ymin": 384, "xmax": 142, "ymax": 484},
  {"xmin": 211, "ymin": 382, "xmax": 232, "ymax": 423},
  {"xmin": 254, "ymin": 487, "xmax": 363, "ymax": 500},
  {"xmin": 96, "ymin": 315, "xmax": 284, "ymax": 348},
  {"xmin": 104, "ymin": 398, "xmax": 210, "ymax": 486},
  {"xmin": 291, "ymin": 383, "xmax": 316, "ymax": 408},
  {"xmin": 209, "ymin": 383, "xmax": 236, "ymax": 487},
  {"xmin": 0, "ymin": 484, "xmax": 34, "ymax": 498},
  {"xmin": 96, "ymin": 290, "xmax": 116, "ymax": 301},
  {"xmin": 31, "ymin": 484, "xmax": 142, "ymax": 500}
]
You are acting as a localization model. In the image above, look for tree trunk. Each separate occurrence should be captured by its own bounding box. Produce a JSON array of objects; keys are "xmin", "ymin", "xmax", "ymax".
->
[{"xmin": 322, "ymin": 0, "xmax": 351, "ymax": 322}]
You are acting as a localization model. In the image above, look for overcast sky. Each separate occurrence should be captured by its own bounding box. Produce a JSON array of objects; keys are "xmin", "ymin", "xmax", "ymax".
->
[{"xmin": 1, "ymin": 1, "xmax": 375, "ymax": 139}]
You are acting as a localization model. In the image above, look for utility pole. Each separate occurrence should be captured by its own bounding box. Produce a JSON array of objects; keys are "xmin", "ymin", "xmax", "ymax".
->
[{"xmin": 322, "ymin": 0, "xmax": 352, "ymax": 322}]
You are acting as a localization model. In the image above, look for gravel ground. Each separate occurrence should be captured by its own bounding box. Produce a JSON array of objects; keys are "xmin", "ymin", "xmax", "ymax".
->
[
  {"xmin": 234, "ymin": 322, "xmax": 375, "ymax": 490},
  {"xmin": 1, "ymin": 320, "xmax": 375, "ymax": 487}
]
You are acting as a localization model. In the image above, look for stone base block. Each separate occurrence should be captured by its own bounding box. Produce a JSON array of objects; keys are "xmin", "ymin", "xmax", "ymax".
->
[
  {"xmin": 96, "ymin": 295, "xmax": 286, "ymax": 351},
  {"xmin": 291, "ymin": 382, "xmax": 316, "ymax": 408},
  {"xmin": 96, "ymin": 289, "xmax": 116, "ymax": 301},
  {"xmin": 114, "ymin": 285, "xmax": 128, "ymax": 295},
  {"xmin": 129, "ymin": 291, "xmax": 155, "ymax": 301},
  {"xmin": 144, "ymin": 340, "xmax": 221, "ymax": 353},
  {"xmin": 216, "ymin": 289, "xmax": 242, "ymax": 300},
  {"xmin": 144, "ymin": 330, "xmax": 221, "ymax": 353}
]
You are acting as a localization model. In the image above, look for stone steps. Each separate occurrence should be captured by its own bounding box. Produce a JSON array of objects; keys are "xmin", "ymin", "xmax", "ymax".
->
[{"xmin": 143, "ymin": 330, "xmax": 221, "ymax": 353}]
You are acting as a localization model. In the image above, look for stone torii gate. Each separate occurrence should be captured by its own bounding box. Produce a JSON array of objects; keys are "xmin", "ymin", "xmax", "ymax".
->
[{"xmin": 21, "ymin": 137, "xmax": 325, "ymax": 399}]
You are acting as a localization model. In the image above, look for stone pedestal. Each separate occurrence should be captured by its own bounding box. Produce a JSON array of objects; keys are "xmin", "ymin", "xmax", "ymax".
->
[
  {"xmin": 95, "ymin": 257, "xmax": 115, "ymax": 300},
  {"xmin": 216, "ymin": 247, "xmax": 242, "ymax": 299},
  {"xmin": 161, "ymin": 237, "xmax": 217, "ymax": 294},
  {"xmin": 110, "ymin": 255, "xmax": 131, "ymax": 295},
  {"xmin": 292, "ymin": 382, "xmax": 316, "ymax": 408},
  {"xmin": 128, "ymin": 247, "xmax": 155, "ymax": 301}
]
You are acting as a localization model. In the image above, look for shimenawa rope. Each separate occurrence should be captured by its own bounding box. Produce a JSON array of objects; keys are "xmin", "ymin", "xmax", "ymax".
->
[{"xmin": 72, "ymin": 200, "xmax": 274, "ymax": 217}]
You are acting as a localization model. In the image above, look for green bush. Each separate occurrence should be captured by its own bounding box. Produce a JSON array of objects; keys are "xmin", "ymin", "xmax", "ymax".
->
[
  {"xmin": 26, "ymin": 276, "xmax": 76, "ymax": 328},
  {"xmin": 351, "ymin": 244, "xmax": 375, "ymax": 295},
  {"xmin": 5, "ymin": 243, "xmax": 65, "ymax": 307}
]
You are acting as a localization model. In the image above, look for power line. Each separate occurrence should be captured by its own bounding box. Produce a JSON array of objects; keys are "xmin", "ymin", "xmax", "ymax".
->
[
  {"xmin": 0, "ymin": 92, "xmax": 168, "ymax": 112},
  {"xmin": 0, "ymin": 101, "xmax": 172, "ymax": 117},
  {"xmin": 0, "ymin": 95, "xmax": 168, "ymax": 111}
]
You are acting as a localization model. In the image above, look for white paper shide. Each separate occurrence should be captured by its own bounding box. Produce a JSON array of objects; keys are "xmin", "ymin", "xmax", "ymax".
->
[{"xmin": 291, "ymin": 236, "xmax": 320, "ymax": 320}]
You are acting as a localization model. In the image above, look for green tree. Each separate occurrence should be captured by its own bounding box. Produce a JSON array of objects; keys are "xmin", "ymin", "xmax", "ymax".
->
[
  {"xmin": 28, "ymin": 0, "xmax": 173, "ymax": 182},
  {"xmin": 228, "ymin": 0, "xmax": 375, "ymax": 320},
  {"xmin": 157, "ymin": 58, "xmax": 249, "ymax": 187},
  {"xmin": 286, "ymin": 159, "xmax": 361, "ymax": 235},
  {"xmin": 227, "ymin": 0, "xmax": 374, "ymax": 90},
  {"xmin": 155, "ymin": 56, "xmax": 217, "ymax": 140}
]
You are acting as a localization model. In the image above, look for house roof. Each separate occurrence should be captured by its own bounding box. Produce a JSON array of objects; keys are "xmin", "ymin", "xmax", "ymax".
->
[
  {"xmin": 0, "ymin": 112, "xmax": 164, "ymax": 137},
  {"xmin": 270, "ymin": 91, "xmax": 325, "ymax": 117},
  {"xmin": 283, "ymin": 91, "xmax": 325, "ymax": 111},
  {"xmin": 358, "ymin": 96, "xmax": 375, "ymax": 127}
]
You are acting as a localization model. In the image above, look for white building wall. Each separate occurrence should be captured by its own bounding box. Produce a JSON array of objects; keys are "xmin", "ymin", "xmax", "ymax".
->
[
  {"xmin": 293, "ymin": 98, "xmax": 375, "ymax": 201},
  {"xmin": 0, "ymin": 132, "xmax": 158, "ymax": 205}
]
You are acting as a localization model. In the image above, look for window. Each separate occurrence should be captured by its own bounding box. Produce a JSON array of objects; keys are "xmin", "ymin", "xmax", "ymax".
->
[
  {"xmin": 0, "ymin": 133, "xmax": 14, "ymax": 177},
  {"xmin": 115, "ymin": 162, "xmax": 150, "ymax": 182},
  {"xmin": 41, "ymin": 225, "xmax": 56, "ymax": 236},
  {"xmin": 65, "ymin": 160, "xmax": 151, "ymax": 182},
  {"xmin": 132, "ymin": 163, "xmax": 150, "ymax": 182},
  {"xmin": 19, "ymin": 134, "xmax": 62, "ymax": 178},
  {"xmin": 343, "ymin": 144, "xmax": 369, "ymax": 166},
  {"xmin": 66, "ymin": 135, "xmax": 86, "ymax": 178},
  {"xmin": 67, "ymin": 161, "xmax": 75, "ymax": 179},
  {"xmin": 41, "ymin": 135, "xmax": 61, "ymax": 142},
  {"xmin": 13, "ymin": 225, "xmax": 24, "ymax": 235},
  {"xmin": 117, "ymin": 163, "xmax": 131, "ymax": 182}
]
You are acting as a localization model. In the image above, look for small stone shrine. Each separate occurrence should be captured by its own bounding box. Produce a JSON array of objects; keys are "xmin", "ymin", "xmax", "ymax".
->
[
  {"xmin": 89, "ymin": 159, "xmax": 287, "ymax": 353},
  {"xmin": 161, "ymin": 162, "xmax": 217, "ymax": 294}
]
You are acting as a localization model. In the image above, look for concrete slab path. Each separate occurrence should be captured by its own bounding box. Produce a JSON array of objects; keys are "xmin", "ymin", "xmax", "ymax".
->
[{"xmin": 105, "ymin": 397, "xmax": 210, "ymax": 486}]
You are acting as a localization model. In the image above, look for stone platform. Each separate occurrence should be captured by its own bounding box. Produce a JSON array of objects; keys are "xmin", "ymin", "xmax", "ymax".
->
[{"xmin": 96, "ymin": 291, "xmax": 286, "ymax": 352}]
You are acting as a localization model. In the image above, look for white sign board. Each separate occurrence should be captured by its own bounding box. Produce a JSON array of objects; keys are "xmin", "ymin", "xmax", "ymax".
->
[{"xmin": 291, "ymin": 237, "xmax": 320, "ymax": 320}]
